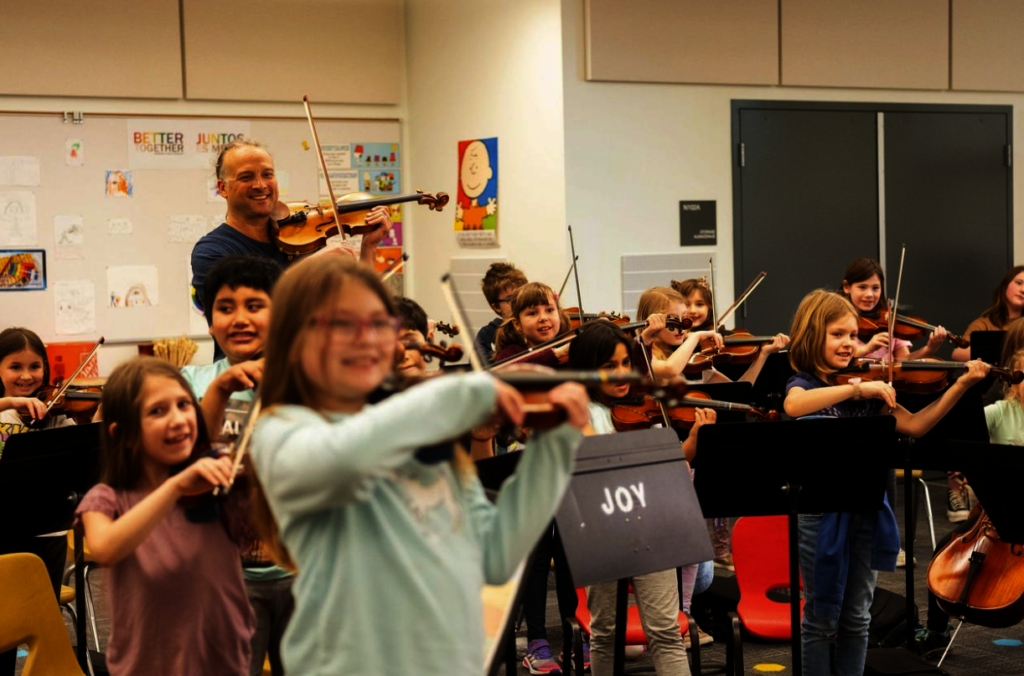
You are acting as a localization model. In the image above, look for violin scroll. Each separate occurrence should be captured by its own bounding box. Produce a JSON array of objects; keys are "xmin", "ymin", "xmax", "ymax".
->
[
  {"xmin": 435, "ymin": 321, "xmax": 460, "ymax": 338},
  {"xmin": 416, "ymin": 190, "xmax": 449, "ymax": 212}
]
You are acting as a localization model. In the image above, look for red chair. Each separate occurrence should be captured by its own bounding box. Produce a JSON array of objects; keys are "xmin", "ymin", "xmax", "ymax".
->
[
  {"xmin": 563, "ymin": 584, "xmax": 740, "ymax": 675},
  {"xmin": 731, "ymin": 515, "xmax": 804, "ymax": 642}
]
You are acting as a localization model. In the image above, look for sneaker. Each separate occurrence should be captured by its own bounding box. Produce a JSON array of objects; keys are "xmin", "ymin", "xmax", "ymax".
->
[
  {"xmin": 568, "ymin": 637, "xmax": 591, "ymax": 672},
  {"xmin": 524, "ymin": 639, "xmax": 562, "ymax": 675},
  {"xmin": 624, "ymin": 645, "xmax": 647, "ymax": 661},
  {"xmin": 965, "ymin": 483, "xmax": 978, "ymax": 510},
  {"xmin": 714, "ymin": 553, "xmax": 735, "ymax": 571},
  {"xmin": 947, "ymin": 489, "xmax": 970, "ymax": 523},
  {"xmin": 914, "ymin": 626, "xmax": 952, "ymax": 660},
  {"xmin": 895, "ymin": 549, "xmax": 917, "ymax": 568},
  {"xmin": 683, "ymin": 628, "xmax": 714, "ymax": 649}
]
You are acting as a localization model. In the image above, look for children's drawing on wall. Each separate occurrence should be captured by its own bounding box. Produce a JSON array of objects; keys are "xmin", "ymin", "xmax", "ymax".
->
[
  {"xmin": 0, "ymin": 249, "xmax": 46, "ymax": 291},
  {"xmin": 353, "ymin": 143, "xmax": 400, "ymax": 170},
  {"xmin": 108, "ymin": 265, "xmax": 159, "ymax": 308},
  {"xmin": 54, "ymin": 215, "xmax": 85, "ymax": 260},
  {"xmin": 361, "ymin": 170, "xmax": 399, "ymax": 193},
  {"xmin": 0, "ymin": 191, "xmax": 38, "ymax": 245},
  {"xmin": 108, "ymin": 218, "xmax": 133, "ymax": 236},
  {"xmin": 54, "ymin": 280, "xmax": 96, "ymax": 335},
  {"xmin": 105, "ymin": 170, "xmax": 133, "ymax": 198},
  {"xmin": 0, "ymin": 156, "xmax": 41, "ymax": 187},
  {"xmin": 454, "ymin": 137, "xmax": 498, "ymax": 248},
  {"xmin": 66, "ymin": 139, "xmax": 85, "ymax": 167}
]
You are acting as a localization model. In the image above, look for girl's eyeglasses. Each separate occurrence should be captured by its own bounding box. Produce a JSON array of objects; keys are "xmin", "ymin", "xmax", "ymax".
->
[{"xmin": 310, "ymin": 315, "xmax": 400, "ymax": 342}]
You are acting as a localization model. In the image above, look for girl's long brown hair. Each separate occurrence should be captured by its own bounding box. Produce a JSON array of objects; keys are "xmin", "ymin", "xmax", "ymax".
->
[
  {"xmin": 840, "ymin": 258, "xmax": 886, "ymax": 316},
  {"xmin": 788, "ymin": 290, "xmax": 858, "ymax": 376},
  {"xmin": 982, "ymin": 265, "xmax": 1024, "ymax": 328},
  {"xmin": 99, "ymin": 357, "xmax": 211, "ymax": 490}
]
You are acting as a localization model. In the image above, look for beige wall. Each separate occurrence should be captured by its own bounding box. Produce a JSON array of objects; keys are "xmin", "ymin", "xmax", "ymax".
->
[{"xmin": 561, "ymin": 0, "xmax": 1022, "ymax": 323}]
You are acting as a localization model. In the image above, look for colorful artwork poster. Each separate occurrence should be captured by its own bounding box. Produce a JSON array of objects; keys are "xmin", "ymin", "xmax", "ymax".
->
[
  {"xmin": 360, "ymin": 169, "xmax": 400, "ymax": 194},
  {"xmin": 455, "ymin": 137, "xmax": 498, "ymax": 247},
  {"xmin": 372, "ymin": 246, "xmax": 405, "ymax": 274},
  {"xmin": 126, "ymin": 119, "xmax": 251, "ymax": 170},
  {"xmin": 108, "ymin": 265, "xmax": 159, "ymax": 308},
  {"xmin": 0, "ymin": 249, "xmax": 45, "ymax": 291},
  {"xmin": 353, "ymin": 143, "xmax": 400, "ymax": 170},
  {"xmin": 105, "ymin": 170, "xmax": 133, "ymax": 198},
  {"xmin": 380, "ymin": 204, "xmax": 403, "ymax": 247}
]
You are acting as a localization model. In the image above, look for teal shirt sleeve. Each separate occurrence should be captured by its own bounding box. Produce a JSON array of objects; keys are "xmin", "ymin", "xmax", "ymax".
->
[
  {"xmin": 253, "ymin": 372, "xmax": 497, "ymax": 516},
  {"xmin": 985, "ymin": 401, "xmax": 1001, "ymax": 440},
  {"xmin": 462, "ymin": 424, "xmax": 582, "ymax": 585}
]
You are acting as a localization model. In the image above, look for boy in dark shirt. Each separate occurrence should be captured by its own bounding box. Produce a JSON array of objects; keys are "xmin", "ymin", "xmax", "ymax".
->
[{"xmin": 476, "ymin": 262, "xmax": 527, "ymax": 364}]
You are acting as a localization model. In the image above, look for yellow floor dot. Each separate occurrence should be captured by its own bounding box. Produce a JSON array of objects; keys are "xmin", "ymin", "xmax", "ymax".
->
[{"xmin": 753, "ymin": 664, "xmax": 786, "ymax": 672}]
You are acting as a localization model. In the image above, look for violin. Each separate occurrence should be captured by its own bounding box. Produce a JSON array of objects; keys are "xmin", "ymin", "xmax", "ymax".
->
[
  {"xmin": 927, "ymin": 506, "xmax": 1024, "ymax": 628},
  {"xmin": 563, "ymin": 307, "xmax": 631, "ymax": 330},
  {"xmin": 831, "ymin": 358, "xmax": 1022, "ymax": 395},
  {"xmin": 858, "ymin": 306, "xmax": 969, "ymax": 349},
  {"xmin": 272, "ymin": 191, "xmax": 448, "ymax": 256},
  {"xmin": 435, "ymin": 321, "xmax": 459, "ymax": 338},
  {"xmin": 685, "ymin": 329, "xmax": 782, "ymax": 374},
  {"xmin": 27, "ymin": 337, "xmax": 104, "ymax": 428},
  {"xmin": 610, "ymin": 390, "xmax": 778, "ymax": 431},
  {"xmin": 411, "ymin": 341, "xmax": 464, "ymax": 363}
]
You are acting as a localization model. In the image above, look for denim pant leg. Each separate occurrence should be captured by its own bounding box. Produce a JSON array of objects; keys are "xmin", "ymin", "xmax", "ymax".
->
[
  {"xmin": 798, "ymin": 513, "xmax": 879, "ymax": 676},
  {"xmin": 834, "ymin": 513, "xmax": 879, "ymax": 676}
]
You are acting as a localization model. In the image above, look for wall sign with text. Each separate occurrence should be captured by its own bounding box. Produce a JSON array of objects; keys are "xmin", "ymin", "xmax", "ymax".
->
[{"xmin": 679, "ymin": 200, "xmax": 716, "ymax": 246}]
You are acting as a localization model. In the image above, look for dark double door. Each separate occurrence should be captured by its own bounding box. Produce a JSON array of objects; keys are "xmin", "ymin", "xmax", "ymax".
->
[{"xmin": 732, "ymin": 101, "xmax": 1012, "ymax": 344}]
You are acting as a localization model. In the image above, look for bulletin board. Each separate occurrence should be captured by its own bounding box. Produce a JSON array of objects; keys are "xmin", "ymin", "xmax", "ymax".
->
[{"xmin": 0, "ymin": 113, "xmax": 401, "ymax": 344}]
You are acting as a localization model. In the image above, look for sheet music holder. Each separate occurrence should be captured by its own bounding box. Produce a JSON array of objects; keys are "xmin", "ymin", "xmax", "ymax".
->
[
  {"xmin": 556, "ymin": 428, "xmax": 714, "ymax": 675},
  {"xmin": 0, "ymin": 423, "xmax": 102, "ymax": 671},
  {"xmin": 969, "ymin": 330, "xmax": 1006, "ymax": 367},
  {"xmin": 693, "ymin": 417, "xmax": 897, "ymax": 674},
  {"xmin": 749, "ymin": 351, "xmax": 795, "ymax": 415}
]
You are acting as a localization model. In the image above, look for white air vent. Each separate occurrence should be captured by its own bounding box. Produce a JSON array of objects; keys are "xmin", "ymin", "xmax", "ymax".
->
[{"xmin": 449, "ymin": 256, "xmax": 508, "ymax": 335}]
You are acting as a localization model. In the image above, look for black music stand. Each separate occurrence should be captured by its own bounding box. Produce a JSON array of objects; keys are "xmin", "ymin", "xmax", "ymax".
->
[
  {"xmin": 749, "ymin": 352, "xmax": 795, "ymax": 415},
  {"xmin": 556, "ymin": 428, "xmax": 716, "ymax": 676},
  {"xmin": 0, "ymin": 423, "xmax": 102, "ymax": 672},
  {"xmin": 969, "ymin": 331, "xmax": 1006, "ymax": 366},
  {"xmin": 693, "ymin": 417, "xmax": 897, "ymax": 675}
]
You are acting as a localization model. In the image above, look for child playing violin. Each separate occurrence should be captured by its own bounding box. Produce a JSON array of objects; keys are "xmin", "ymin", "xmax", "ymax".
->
[
  {"xmin": 493, "ymin": 281, "xmax": 572, "ymax": 367},
  {"xmin": 569, "ymin": 320, "xmax": 716, "ymax": 673},
  {"xmin": 840, "ymin": 258, "xmax": 947, "ymax": 360},
  {"xmin": 784, "ymin": 290, "xmax": 988, "ymax": 676},
  {"xmin": 76, "ymin": 357, "xmax": 254, "ymax": 676},
  {"xmin": 668, "ymin": 279, "xmax": 788, "ymax": 384},
  {"xmin": 0, "ymin": 327, "xmax": 75, "ymax": 676},
  {"xmin": 476, "ymin": 262, "xmax": 528, "ymax": 365},
  {"xmin": 952, "ymin": 264, "xmax": 1024, "ymax": 362},
  {"xmin": 247, "ymin": 254, "xmax": 590, "ymax": 676}
]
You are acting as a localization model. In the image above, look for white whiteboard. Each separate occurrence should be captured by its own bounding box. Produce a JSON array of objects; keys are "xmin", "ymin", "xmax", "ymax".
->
[{"xmin": 0, "ymin": 113, "xmax": 400, "ymax": 344}]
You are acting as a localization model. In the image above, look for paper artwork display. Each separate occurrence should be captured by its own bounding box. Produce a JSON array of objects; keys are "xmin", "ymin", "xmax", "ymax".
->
[
  {"xmin": 105, "ymin": 170, "xmax": 133, "ymax": 198},
  {"xmin": 353, "ymin": 143, "xmax": 399, "ymax": 170},
  {"xmin": 0, "ymin": 249, "xmax": 46, "ymax": 291},
  {"xmin": 108, "ymin": 265, "xmax": 159, "ymax": 308},
  {"xmin": 0, "ymin": 191, "xmax": 38, "ymax": 245},
  {"xmin": 360, "ymin": 169, "xmax": 399, "ymax": 194},
  {"xmin": 66, "ymin": 139, "xmax": 85, "ymax": 166},
  {"xmin": 381, "ymin": 204, "xmax": 403, "ymax": 247},
  {"xmin": 455, "ymin": 137, "xmax": 498, "ymax": 247},
  {"xmin": 108, "ymin": 218, "xmax": 133, "ymax": 236},
  {"xmin": 319, "ymin": 170, "xmax": 360, "ymax": 197},
  {"xmin": 0, "ymin": 156, "xmax": 41, "ymax": 186},
  {"xmin": 168, "ymin": 215, "xmax": 206, "ymax": 243},
  {"xmin": 127, "ymin": 119, "xmax": 252, "ymax": 170},
  {"xmin": 54, "ymin": 280, "xmax": 96, "ymax": 335},
  {"xmin": 54, "ymin": 215, "xmax": 85, "ymax": 260}
]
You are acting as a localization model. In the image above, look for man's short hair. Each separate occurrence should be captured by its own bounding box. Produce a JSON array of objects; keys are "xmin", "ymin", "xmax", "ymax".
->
[
  {"xmin": 393, "ymin": 296, "xmax": 429, "ymax": 337},
  {"xmin": 202, "ymin": 254, "xmax": 283, "ymax": 325},
  {"xmin": 481, "ymin": 262, "xmax": 528, "ymax": 306}
]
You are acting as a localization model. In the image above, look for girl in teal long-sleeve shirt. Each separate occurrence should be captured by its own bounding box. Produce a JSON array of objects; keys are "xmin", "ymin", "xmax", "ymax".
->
[{"xmin": 249, "ymin": 255, "xmax": 590, "ymax": 676}]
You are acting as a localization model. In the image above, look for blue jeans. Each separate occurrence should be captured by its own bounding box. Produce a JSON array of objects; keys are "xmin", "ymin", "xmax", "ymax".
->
[{"xmin": 798, "ymin": 513, "xmax": 878, "ymax": 676}]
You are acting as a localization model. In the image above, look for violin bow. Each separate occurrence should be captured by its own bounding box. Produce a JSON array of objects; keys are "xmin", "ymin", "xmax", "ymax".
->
[
  {"xmin": 557, "ymin": 256, "xmax": 580, "ymax": 299},
  {"xmin": 302, "ymin": 95, "xmax": 347, "ymax": 240},
  {"xmin": 708, "ymin": 258, "xmax": 721, "ymax": 352},
  {"xmin": 440, "ymin": 273, "xmax": 486, "ymax": 373},
  {"xmin": 568, "ymin": 226, "xmax": 585, "ymax": 320},
  {"xmin": 715, "ymin": 271, "xmax": 767, "ymax": 331},
  {"xmin": 28, "ymin": 336, "xmax": 105, "ymax": 429},
  {"xmin": 888, "ymin": 244, "xmax": 907, "ymax": 386},
  {"xmin": 215, "ymin": 393, "xmax": 261, "ymax": 496},
  {"xmin": 381, "ymin": 253, "xmax": 409, "ymax": 282}
]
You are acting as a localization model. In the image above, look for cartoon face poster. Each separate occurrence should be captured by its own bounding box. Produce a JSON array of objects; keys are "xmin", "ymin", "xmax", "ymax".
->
[{"xmin": 455, "ymin": 137, "xmax": 498, "ymax": 248}]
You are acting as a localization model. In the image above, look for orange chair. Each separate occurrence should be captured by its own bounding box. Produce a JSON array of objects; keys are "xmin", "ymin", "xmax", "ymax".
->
[
  {"xmin": 563, "ymin": 584, "xmax": 741, "ymax": 675},
  {"xmin": 0, "ymin": 553, "xmax": 86, "ymax": 676},
  {"xmin": 731, "ymin": 515, "xmax": 804, "ymax": 642}
]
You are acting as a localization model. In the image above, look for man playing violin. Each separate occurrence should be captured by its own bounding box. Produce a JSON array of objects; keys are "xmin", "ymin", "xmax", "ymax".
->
[{"xmin": 190, "ymin": 139, "xmax": 392, "ymax": 316}]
